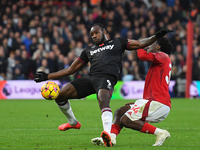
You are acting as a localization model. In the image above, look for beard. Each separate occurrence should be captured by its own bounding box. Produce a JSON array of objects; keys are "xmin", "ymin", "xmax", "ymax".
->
[{"xmin": 95, "ymin": 34, "xmax": 106, "ymax": 45}]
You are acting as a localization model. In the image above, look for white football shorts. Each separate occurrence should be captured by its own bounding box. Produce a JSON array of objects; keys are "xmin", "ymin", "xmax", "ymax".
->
[{"xmin": 125, "ymin": 99, "xmax": 170, "ymax": 123}]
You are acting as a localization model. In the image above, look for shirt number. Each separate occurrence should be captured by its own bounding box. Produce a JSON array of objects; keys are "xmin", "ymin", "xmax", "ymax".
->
[{"xmin": 165, "ymin": 63, "xmax": 172, "ymax": 85}]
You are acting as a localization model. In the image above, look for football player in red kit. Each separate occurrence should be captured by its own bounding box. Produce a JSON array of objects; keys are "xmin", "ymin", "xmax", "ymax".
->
[{"xmin": 92, "ymin": 37, "xmax": 173, "ymax": 147}]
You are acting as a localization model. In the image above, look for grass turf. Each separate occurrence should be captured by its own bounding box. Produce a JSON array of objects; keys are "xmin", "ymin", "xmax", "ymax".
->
[{"xmin": 0, "ymin": 98, "xmax": 199, "ymax": 150}]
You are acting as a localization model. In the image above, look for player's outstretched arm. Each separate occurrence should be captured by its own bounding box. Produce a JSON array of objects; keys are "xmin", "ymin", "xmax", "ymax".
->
[
  {"xmin": 34, "ymin": 58, "xmax": 84, "ymax": 83},
  {"xmin": 128, "ymin": 29, "xmax": 173, "ymax": 50}
]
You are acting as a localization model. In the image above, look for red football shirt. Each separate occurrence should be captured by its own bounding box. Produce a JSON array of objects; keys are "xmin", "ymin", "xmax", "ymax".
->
[{"xmin": 137, "ymin": 49, "xmax": 172, "ymax": 108}]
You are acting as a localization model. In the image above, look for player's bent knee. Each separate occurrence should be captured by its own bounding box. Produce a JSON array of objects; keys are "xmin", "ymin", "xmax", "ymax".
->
[
  {"xmin": 55, "ymin": 92, "xmax": 66, "ymax": 102},
  {"xmin": 117, "ymin": 105, "xmax": 131, "ymax": 116},
  {"xmin": 55, "ymin": 83, "xmax": 78, "ymax": 102},
  {"xmin": 120, "ymin": 115, "xmax": 131, "ymax": 127}
]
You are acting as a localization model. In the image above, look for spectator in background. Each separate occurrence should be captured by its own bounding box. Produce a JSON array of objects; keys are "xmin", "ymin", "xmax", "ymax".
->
[
  {"xmin": 58, "ymin": 56, "xmax": 71, "ymax": 82},
  {"xmin": 193, "ymin": 55, "xmax": 200, "ymax": 80},
  {"xmin": 122, "ymin": 61, "xmax": 133, "ymax": 81},
  {"xmin": 12, "ymin": 56, "xmax": 23, "ymax": 80},
  {"xmin": 43, "ymin": 36, "xmax": 52, "ymax": 52},
  {"xmin": 6, "ymin": 51, "xmax": 15, "ymax": 80},
  {"xmin": 74, "ymin": 41, "xmax": 84, "ymax": 57},
  {"xmin": 14, "ymin": 49, "xmax": 21, "ymax": 61},
  {"xmin": 36, "ymin": 58, "xmax": 49, "ymax": 73},
  {"xmin": 48, "ymin": 51, "xmax": 58, "ymax": 73},
  {"xmin": 36, "ymin": 27, "xmax": 44, "ymax": 44},
  {"xmin": 19, "ymin": 44, "xmax": 27, "ymax": 52},
  {"xmin": 2, "ymin": 38, "xmax": 9, "ymax": 58},
  {"xmin": 13, "ymin": 32, "xmax": 21, "ymax": 47},
  {"xmin": 173, "ymin": 65, "xmax": 187, "ymax": 97},
  {"xmin": 14, "ymin": 18, "xmax": 24, "ymax": 35},
  {"xmin": 29, "ymin": 19, "xmax": 37, "ymax": 36},
  {"xmin": 32, "ymin": 44, "xmax": 46, "ymax": 61},
  {"xmin": 0, "ymin": 32, "xmax": 3, "ymax": 45},
  {"xmin": 67, "ymin": 50, "xmax": 76, "ymax": 65},
  {"xmin": 32, "ymin": 44, "xmax": 46, "ymax": 70},
  {"xmin": 13, "ymin": 67, "xmax": 25, "ymax": 80},
  {"xmin": 14, "ymin": 33, "xmax": 23, "ymax": 50},
  {"xmin": 193, "ymin": 45, "xmax": 200, "ymax": 61},
  {"xmin": 58, "ymin": 37, "xmax": 70, "ymax": 56},
  {"xmin": 51, "ymin": 30, "xmax": 60, "ymax": 45},
  {"xmin": 22, "ymin": 32, "xmax": 32, "ymax": 55},
  {"xmin": 0, "ymin": 46, "xmax": 7, "ymax": 80},
  {"xmin": 121, "ymin": 20, "xmax": 132, "ymax": 38},
  {"xmin": 20, "ymin": 50, "xmax": 33, "ymax": 79},
  {"xmin": 132, "ymin": 61, "xmax": 142, "ymax": 81},
  {"xmin": 7, "ymin": 32, "xmax": 17, "ymax": 53},
  {"xmin": 170, "ymin": 54, "xmax": 178, "ymax": 80},
  {"xmin": 57, "ymin": 54, "xmax": 64, "ymax": 71},
  {"xmin": 29, "ymin": 36, "xmax": 38, "ymax": 57}
]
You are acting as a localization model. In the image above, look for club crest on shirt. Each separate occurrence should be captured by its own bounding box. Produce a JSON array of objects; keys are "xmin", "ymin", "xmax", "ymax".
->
[{"xmin": 90, "ymin": 44, "xmax": 114, "ymax": 56}]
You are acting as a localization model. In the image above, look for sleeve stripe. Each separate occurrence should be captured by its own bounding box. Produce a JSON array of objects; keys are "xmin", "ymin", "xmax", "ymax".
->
[{"xmin": 78, "ymin": 57, "xmax": 84, "ymax": 63}]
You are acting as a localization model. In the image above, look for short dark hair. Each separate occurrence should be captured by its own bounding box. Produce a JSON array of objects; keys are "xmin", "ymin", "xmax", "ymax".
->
[
  {"xmin": 92, "ymin": 23, "xmax": 106, "ymax": 31},
  {"xmin": 157, "ymin": 37, "xmax": 173, "ymax": 55}
]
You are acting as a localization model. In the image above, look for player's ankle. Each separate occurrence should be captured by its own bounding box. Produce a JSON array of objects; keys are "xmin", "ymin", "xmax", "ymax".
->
[
  {"xmin": 110, "ymin": 133, "xmax": 116, "ymax": 141},
  {"xmin": 154, "ymin": 128, "xmax": 164, "ymax": 135}
]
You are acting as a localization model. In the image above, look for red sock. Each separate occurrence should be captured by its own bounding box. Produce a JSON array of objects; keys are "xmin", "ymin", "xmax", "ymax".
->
[
  {"xmin": 111, "ymin": 124, "xmax": 121, "ymax": 136},
  {"xmin": 140, "ymin": 123, "xmax": 156, "ymax": 134}
]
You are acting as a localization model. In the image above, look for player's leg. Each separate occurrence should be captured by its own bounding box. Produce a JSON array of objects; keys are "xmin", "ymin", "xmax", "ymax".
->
[
  {"xmin": 120, "ymin": 115, "xmax": 170, "ymax": 146},
  {"xmin": 91, "ymin": 103, "xmax": 132, "ymax": 146},
  {"xmin": 55, "ymin": 83, "xmax": 80, "ymax": 130},
  {"xmin": 56, "ymin": 76, "xmax": 96, "ymax": 131},
  {"xmin": 120, "ymin": 100, "xmax": 170, "ymax": 146},
  {"xmin": 110, "ymin": 104, "xmax": 131, "ymax": 145},
  {"xmin": 98, "ymin": 89, "xmax": 113, "ymax": 147},
  {"xmin": 92, "ymin": 75, "xmax": 117, "ymax": 147},
  {"xmin": 145, "ymin": 101, "xmax": 171, "ymax": 146}
]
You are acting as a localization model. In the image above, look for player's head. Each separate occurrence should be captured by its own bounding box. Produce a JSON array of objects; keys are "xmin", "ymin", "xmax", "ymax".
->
[
  {"xmin": 148, "ymin": 37, "xmax": 173, "ymax": 55},
  {"xmin": 157, "ymin": 37, "xmax": 173, "ymax": 55},
  {"xmin": 90, "ymin": 23, "xmax": 108, "ymax": 45}
]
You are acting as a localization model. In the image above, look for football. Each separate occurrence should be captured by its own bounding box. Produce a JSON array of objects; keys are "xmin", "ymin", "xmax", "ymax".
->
[{"xmin": 41, "ymin": 81, "xmax": 60, "ymax": 100}]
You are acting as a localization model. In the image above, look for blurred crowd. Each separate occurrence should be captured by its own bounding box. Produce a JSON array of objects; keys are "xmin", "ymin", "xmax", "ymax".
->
[{"xmin": 0, "ymin": 0, "xmax": 200, "ymax": 86}]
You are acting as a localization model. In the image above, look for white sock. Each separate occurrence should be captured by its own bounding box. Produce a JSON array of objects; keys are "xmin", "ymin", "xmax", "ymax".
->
[
  {"xmin": 57, "ymin": 101, "xmax": 78, "ymax": 126},
  {"xmin": 101, "ymin": 108, "xmax": 113, "ymax": 134},
  {"xmin": 154, "ymin": 128, "xmax": 164, "ymax": 135},
  {"xmin": 110, "ymin": 133, "xmax": 116, "ymax": 140}
]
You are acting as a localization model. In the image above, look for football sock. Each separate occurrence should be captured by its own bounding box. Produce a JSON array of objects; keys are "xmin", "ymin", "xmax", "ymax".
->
[
  {"xmin": 154, "ymin": 128, "xmax": 164, "ymax": 135},
  {"xmin": 56, "ymin": 100, "xmax": 78, "ymax": 126},
  {"xmin": 110, "ymin": 133, "xmax": 116, "ymax": 141},
  {"xmin": 101, "ymin": 107, "xmax": 113, "ymax": 134},
  {"xmin": 140, "ymin": 123, "xmax": 156, "ymax": 134},
  {"xmin": 111, "ymin": 124, "xmax": 121, "ymax": 136}
]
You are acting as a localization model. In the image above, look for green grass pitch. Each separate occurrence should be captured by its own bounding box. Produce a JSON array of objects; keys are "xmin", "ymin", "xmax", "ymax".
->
[{"xmin": 0, "ymin": 98, "xmax": 200, "ymax": 150}]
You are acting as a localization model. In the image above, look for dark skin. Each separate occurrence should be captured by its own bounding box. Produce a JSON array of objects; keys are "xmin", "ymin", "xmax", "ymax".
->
[
  {"xmin": 47, "ymin": 25, "xmax": 158, "ymax": 110},
  {"xmin": 113, "ymin": 42, "xmax": 163, "ymax": 131},
  {"xmin": 114, "ymin": 104, "xmax": 144, "ymax": 131}
]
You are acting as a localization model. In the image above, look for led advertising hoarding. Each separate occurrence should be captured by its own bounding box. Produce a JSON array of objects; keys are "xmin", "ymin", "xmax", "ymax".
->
[{"xmin": 0, "ymin": 80, "xmax": 199, "ymax": 100}]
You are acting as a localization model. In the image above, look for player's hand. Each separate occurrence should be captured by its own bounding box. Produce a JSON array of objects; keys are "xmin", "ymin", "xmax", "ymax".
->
[
  {"xmin": 155, "ymin": 29, "xmax": 173, "ymax": 38},
  {"xmin": 34, "ymin": 71, "xmax": 48, "ymax": 83}
]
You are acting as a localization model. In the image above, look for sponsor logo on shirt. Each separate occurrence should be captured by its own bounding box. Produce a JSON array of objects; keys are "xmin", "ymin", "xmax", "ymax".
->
[{"xmin": 90, "ymin": 44, "xmax": 114, "ymax": 55}]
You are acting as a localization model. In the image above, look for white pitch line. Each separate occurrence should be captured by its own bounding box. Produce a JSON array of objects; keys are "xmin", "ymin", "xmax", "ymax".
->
[
  {"xmin": 4, "ymin": 127, "xmax": 199, "ymax": 131},
  {"xmin": 4, "ymin": 128, "xmax": 101, "ymax": 131},
  {"xmin": 165, "ymin": 127, "xmax": 199, "ymax": 130}
]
